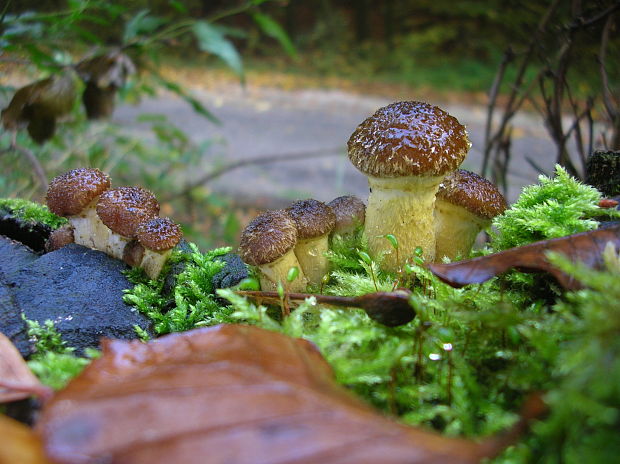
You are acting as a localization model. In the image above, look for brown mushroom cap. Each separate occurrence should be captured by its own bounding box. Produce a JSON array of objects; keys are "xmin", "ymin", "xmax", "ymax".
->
[
  {"xmin": 437, "ymin": 169, "xmax": 507, "ymax": 219},
  {"xmin": 46, "ymin": 168, "xmax": 111, "ymax": 216},
  {"xmin": 327, "ymin": 195, "xmax": 366, "ymax": 233},
  {"xmin": 286, "ymin": 199, "xmax": 336, "ymax": 239},
  {"xmin": 135, "ymin": 217, "xmax": 182, "ymax": 251},
  {"xmin": 347, "ymin": 101, "xmax": 470, "ymax": 178},
  {"xmin": 239, "ymin": 210, "xmax": 298, "ymax": 266},
  {"xmin": 96, "ymin": 187, "xmax": 160, "ymax": 237}
]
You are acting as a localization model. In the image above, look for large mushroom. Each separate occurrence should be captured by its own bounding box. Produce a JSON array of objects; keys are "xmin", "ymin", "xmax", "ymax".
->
[
  {"xmin": 46, "ymin": 168, "xmax": 111, "ymax": 250},
  {"xmin": 327, "ymin": 195, "xmax": 366, "ymax": 237},
  {"xmin": 286, "ymin": 199, "xmax": 336, "ymax": 285},
  {"xmin": 434, "ymin": 169, "xmax": 507, "ymax": 261},
  {"xmin": 239, "ymin": 210, "xmax": 308, "ymax": 292},
  {"xmin": 96, "ymin": 187, "xmax": 160, "ymax": 260},
  {"xmin": 347, "ymin": 101, "xmax": 470, "ymax": 271},
  {"xmin": 132, "ymin": 217, "xmax": 183, "ymax": 279}
]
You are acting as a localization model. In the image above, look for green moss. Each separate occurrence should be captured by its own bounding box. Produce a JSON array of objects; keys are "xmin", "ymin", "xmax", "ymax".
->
[
  {"xmin": 27, "ymin": 350, "xmax": 99, "ymax": 390},
  {"xmin": 0, "ymin": 198, "xmax": 67, "ymax": 229},
  {"xmin": 23, "ymin": 316, "xmax": 98, "ymax": 390},
  {"xmin": 123, "ymin": 243, "xmax": 234, "ymax": 334},
  {"xmin": 491, "ymin": 165, "xmax": 618, "ymax": 251}
]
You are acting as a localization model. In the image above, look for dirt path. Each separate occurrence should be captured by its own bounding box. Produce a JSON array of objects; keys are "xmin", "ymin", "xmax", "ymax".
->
[{"xmin": 115, "ymin": 84, "xmax": 558, "ymax": 207}]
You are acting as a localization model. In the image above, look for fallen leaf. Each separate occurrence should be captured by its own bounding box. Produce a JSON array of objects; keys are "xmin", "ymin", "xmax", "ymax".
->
[
  {"xmin": 36, "ymin": 324, "xmax": 522, "ymax": 464},
  {"xmin": 0, "ymin": 333, "xmax": 51, "ymax": 403},
  {"xmin": 428, "ymin": 224, "xmax": 620, "ymax": 290},
  {"xmin": 0, "ymin": 414, "xmax": 51, "ymax": 464}
]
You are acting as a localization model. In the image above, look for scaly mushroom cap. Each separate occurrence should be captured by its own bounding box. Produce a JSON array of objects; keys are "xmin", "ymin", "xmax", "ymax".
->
[
  {"xmin": 96, "ymin": 187, "xmax": 160, "ymax": 237},
  {"xmin": 136, "ymin": 217, "xmax": 182, "ymax": 251},
  {"xmin": 46, "ymin": 168, "xmax": 111, "ymax": 216},
  {"xmin": 239, "ymin": 210, "xmax": 298, "ymax": 266},
  {"xmin": 347, "ymin": 101, "xmax": 470, "ymax": 178},
  {"xmin": 286, "ymin": 199, "xmax": 336, "ymax": 239},
  {"xmin": 327, "ymin": 195, "xmax": 366, "ymax": 233},
  {"xmin": 437, "ymin": 170, "xmax": 507, "ymax": 219}
]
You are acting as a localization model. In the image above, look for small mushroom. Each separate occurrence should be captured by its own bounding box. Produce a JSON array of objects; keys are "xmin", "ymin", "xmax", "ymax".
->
[
  {"xmin": 434, "ymin": 169, "xmax": 507, "ymax": 261},
  {"xmin": 45, "ymin": 224, "xmax": 75, "ymax": 252},
  {"xmin": 286, "ymin": 199, "xmax": 336, "ymax": 285},
  {"xmin": 45, "ymin": 168, "xmax": 111, "ymax": 250},
  {"xmin": 239, "ymin": 210, "xmax": 308, "ymax": 292},
  {"xmin": 348, "ymin": 101, "xmax": 470, "ymax": 270},
  {"xmin": 96, "ymin": 187, "xmax": 160, "ymax": 260},
  {"xmin": 134, "ymin": 217, "xmax": 183, "ymax": 279},
  {"xmin": 327, "ymin": 195, "xmax": 366, "ymax": 236}
]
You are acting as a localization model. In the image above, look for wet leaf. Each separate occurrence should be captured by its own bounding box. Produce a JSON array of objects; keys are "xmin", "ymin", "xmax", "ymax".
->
[
  {"xmin": 0, "ymin": 415, "xmax": 51, "ymax": 464},
  {"xmin": 428, "ymin": 224, "xmax": 620, "ymax": 290},
  {"xmin": 37, "ymin": 324, "xmax": 513, "ymax": 464},
  {"xmin": 0, "ymin": 333, "xmax": 51, "ymax": 403}
]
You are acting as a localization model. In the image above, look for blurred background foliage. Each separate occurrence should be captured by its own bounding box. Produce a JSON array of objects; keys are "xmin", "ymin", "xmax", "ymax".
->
[{"xmin": 1, "ymin": 0, "xmax": 619, "ymax": 248}]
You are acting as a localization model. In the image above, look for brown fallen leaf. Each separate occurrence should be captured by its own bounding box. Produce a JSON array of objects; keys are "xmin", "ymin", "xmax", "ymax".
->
[
  {"xmin": 37, "ymin": 325, "xmax": 533, "ymax": 464},
  {"xmin": 428, "ymin": 224, "xmax": 620, "ymax": 290},
  {"xmin": 0, "ymin": 333, "xmax": 52, "ymax": 403},
  {"xmin": 0, "ymin": 414, "xmax": 52, "ymax": 464}
]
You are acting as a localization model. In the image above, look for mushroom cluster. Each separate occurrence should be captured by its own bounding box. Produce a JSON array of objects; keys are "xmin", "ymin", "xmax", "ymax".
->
[
  {"xmin": 347, "ymin": 100, "xmax": 506, "ymax": 268},
  {"xmin": 238, "ymin": 196, "xmax": 366, "ymax": 291},
  {"xmin": 45, "ymin": 168, "xmax": 182, "ymax": 279}
]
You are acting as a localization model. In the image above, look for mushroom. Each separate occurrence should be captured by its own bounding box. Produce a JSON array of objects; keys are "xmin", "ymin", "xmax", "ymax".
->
[
  {"xmin": 327, "ymin": 195, "xmax": 366, "ymax": 236},
  {"xmin": 45, "ymin": 225, "xmax": 75, "ymax": 252},
  {"xmin": 134, "ymin": 217, "xmax": 183, "ymax": 279},
  {"xmin": 239, "ymin": 210, "xmax": 308, "ymax": 292},
  {"xmin": 96, "ymin": 187, "xmax": 160, "ymax": 260},
  {"xmin": 347, "ymin": 101, "xmax": 470, "ymax": 271},
  {"xmin": 434, "ymin": 169, "xmax": 507, "ymax": 261},
  {"xmin": 45, "ymin": 168, "xmax": 111, "ymax": 250},
  {"xmin": 286, "ymin": 199, "xmax": 336, "ymax": 285}
]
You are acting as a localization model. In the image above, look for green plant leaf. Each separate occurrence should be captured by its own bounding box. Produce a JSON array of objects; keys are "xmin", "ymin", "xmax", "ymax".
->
[
  {"xmin": 192, "ymin": 21, "xmax": 244, "ymax": 80},
  {"xmin": 123, "ymin": 9, "xmax": 166, "ymax": 43},
  {"xmin": 252, "ymin": 12, "xmax": 297, "ymax": 58}
]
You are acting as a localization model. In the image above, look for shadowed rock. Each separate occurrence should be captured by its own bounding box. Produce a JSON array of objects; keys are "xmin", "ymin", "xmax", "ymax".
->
[{"xmin": 1, "ymin": 240, "xmax": 154, "ymax": 356}]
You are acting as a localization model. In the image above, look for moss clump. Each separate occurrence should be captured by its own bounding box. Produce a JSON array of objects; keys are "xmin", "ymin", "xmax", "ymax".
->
[
  {"xmin": 0, "ymin": 198, "xmax": 67, "ymax": 230},
  {"xmin": 491, "ymin": 165, "xmax": 616, "ymax": 251},
  {"xmin": 23, "ymin": 317, "xmax": 97, "ymax": 390},
  {"xmin": 123, "ymin": 243, "xmax": 235, "ymax": 334}
]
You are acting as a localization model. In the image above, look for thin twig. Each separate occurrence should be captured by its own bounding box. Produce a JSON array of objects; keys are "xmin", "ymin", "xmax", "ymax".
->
[
  {"xmin": 3, "ymin": 140, "xmax": 48, "ymax": 190},
  {"xmin": 169, "ymin": 147, "xmax": 343, "ymax": 200}
]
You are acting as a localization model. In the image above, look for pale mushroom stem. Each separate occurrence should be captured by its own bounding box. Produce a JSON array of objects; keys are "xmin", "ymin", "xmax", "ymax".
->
[
  {"xmin": 140, "ymin": 249, "xmax": 173, "ymax": 280},
  {"xmin": 434, "ymin": 201, "xmax": 490, "ymax": 261},
  {"xmin": 258, "ymin": 248, "xmax": 308, "ymax": 293},
  {"xmin": 365, "ymin": 175, "xmax": 444, "ymax": 271},
  {"xmin": 294, "ymin": 235, "xmax": 330, "ymax": 285},
  {"xmin": 70, "ymin": 199, "xmax": 110, "ymax": 251}
]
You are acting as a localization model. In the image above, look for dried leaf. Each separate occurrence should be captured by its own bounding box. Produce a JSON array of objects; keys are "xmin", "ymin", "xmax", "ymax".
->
[
  {"xmin": 0, "ymin": 333, "xmax": 50, "ymax": 403},
  {"xmin": 76, "ymin": 51, "xmax": 135, "ymax": 120},
  {"xmin": 1, "ymin": 71, "xmax": 77, "ymax": 143},
  {"xmin": 76, "ymin": 51, "xmax": 136, "ymax": 89},
  {"xmin": 0, "ymin": 415, "xmax": 51, "ymax": 464},
  {"xmin": 429, "ymin": 224, "xmax": 620, "ymax": 289},
  {"xmin": 37, "ymin": 324, "xmax": 509, "ymax": 464}
]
